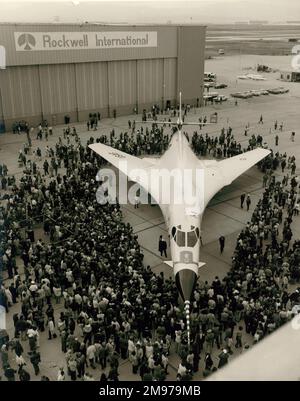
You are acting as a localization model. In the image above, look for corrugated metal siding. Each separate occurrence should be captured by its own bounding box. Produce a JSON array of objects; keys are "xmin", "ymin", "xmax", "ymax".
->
[
  {"xmin": 137, "ymin": 58, "xmax": 164, "ymax": 104},
  {"xmin": 108, "ymin": 60, "xmax": 137, "ymax": 107},
  {"xmin": 177, "ymin": 26, "xmax": 206, "ymax": 104},
  {"xmin": 75, "ymin": 61, "xmax": 108, "ymax": 111},
  {"xmin": 163, "ymin": 58, "xmax": 177, "ymax": 101},
  {"xmin": 0, "ymin": 24, "xmax": 178, "ymax": 66},
  {"xmin": 0, "ymin": 65, "xmax": 41, "ymax": 119},
  {"xmin": 39, "ymin": 63, "xmax": 76, "ymax": 114}
]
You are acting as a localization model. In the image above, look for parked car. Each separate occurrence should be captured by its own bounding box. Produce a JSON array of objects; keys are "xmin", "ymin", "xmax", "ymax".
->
[
  {"xmin": 204, "ymin": 77, "xmax": 215, "ymax": 83},
  {"xmin": 204, "ymin": 92, "xmax": 219, "ymax": 102},
  {"xmin": 230, "ymin": 92, "xmax": 242, "ymax": 98},
  {"xmin": 247, "ymin": 74, "xmax": 266, "ymax": 81},
  {"xmin": 268, "ymin": 87, "xmax": 289, "ymax": 94},
  {"xmin": 250, "ymin": 90, "xmax": 261, "ymax": 96},
  {"xmin": 204, "ymin": 82, "xmax": 215, "ymax": 88},
  {"xmin": 214, "ymin": 83, "xmax": 228, "ymax": 89},
  {"xmin": 204, "ymin": 72, "xmax": 216, "ymax": 79},
  {"xmin": 231, "ymin": 91, "xmax": 254, "ymax": 99},
  {"xmin": 214, "ymin": 95, "xmax": 228, "ymax": 103}
]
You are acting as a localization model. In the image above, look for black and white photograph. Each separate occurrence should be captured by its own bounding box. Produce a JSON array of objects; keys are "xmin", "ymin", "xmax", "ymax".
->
[{"xmin": 0, "ymin": 0, "xmax": 300, "ymax": 386}]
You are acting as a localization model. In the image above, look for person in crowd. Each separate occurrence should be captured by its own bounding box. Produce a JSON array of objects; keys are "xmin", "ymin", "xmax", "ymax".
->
[
  {"xmin": 218, "ymin": 349, "xmax": 229, "ymax": 369},
  {"xmin": 246, "ymin": 194, "xmax": 251, "ymax": 211},
  {"xmin": 240, "ymin": 193, "xmax": 246, "ymax": 208},
  {"xmin": 158, "ymin": 235, "xmax": 168, "ymax": 257},
  {"xmin": 219, "ymin": 235, "xmax": 225, "ymax": 254}
]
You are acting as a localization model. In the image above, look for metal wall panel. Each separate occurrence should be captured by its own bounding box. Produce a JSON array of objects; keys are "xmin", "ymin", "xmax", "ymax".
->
[
  {"xmin": 39, "ymin": 63, "xmax": 76, "ymax": 114},
  {"xmin": 0, "ymin": 24, "xmax": 178, "ymax": 67},
  {"xmin": 0, "ymin": 65, "xmax": 41, "ymax": 119},
  {"xmin": 108, "ymin": 60, "xmax": 137, "ymax": 107},
  {"xmin": 163, "ymin": 58, "xmax": 177, "ymax": 102},
  {"xmin": 137, "ymin": 58, "xmax": 164, "ymax": 105},
  {"xmin": 177, "ymin": 26, "xmax": 206, "ymax": 105},
  {"xmin": 75, "ymin": 61, "xmax": 108, "ymax": 111}
]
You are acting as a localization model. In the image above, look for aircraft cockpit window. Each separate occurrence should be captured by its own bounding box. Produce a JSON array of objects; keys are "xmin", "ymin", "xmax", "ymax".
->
[
  {"xmin": 176, "ymin": 230, "xmax": 186, "ymax": 247},
  {"xmin": 172, "ymin": 226, "xmax": 199, "ymax": 247},
  {"xmin": 187, "ymin": 231, "xmax": 198, "ymax": 247}
]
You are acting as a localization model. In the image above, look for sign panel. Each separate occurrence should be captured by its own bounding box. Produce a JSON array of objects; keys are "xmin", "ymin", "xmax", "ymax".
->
[{"xmin": 14, "ymin": 31, "xmax": 157, "ymax": 51}]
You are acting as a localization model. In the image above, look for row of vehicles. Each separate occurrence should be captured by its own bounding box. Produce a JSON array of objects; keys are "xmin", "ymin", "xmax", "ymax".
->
[
  {"xmin": 204, "ymin": 82, "xmax": 227, "ymax": 89},
  {"xmin": 231, "ymin": 87, "xmax": 289, "ymax": 99},
  {"xmin": 204, "ymin": 72, "xmax": 217, "ymax": 82},
  {"xmin": 268, "ymin": 87, "xmax": 290, "ymax": 94},
  {"xmin": 231, "ymin": 89, "xmax": 269, "ymax": 99},
  {"xmin": 204, "ymin": 72, "xmax": 228, "ymax": 103},
  {"xmin": 204, "ymin": 93, "xmax": 228, "ymax": 103}
]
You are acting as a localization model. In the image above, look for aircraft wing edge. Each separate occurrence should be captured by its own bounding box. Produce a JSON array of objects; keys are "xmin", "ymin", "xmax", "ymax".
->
[{"xmin": 217, "ymin": 148, "xmax": 271, "ymax": 185}]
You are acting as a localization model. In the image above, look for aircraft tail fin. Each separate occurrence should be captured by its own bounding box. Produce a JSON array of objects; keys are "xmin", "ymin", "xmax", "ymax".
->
[
  {"xmin": 179, "ymin": 91, "xmax": 182, "ymax": 124},
  {"xmin": 178, "ymin": 92, "xmax": 184, "ymax": 159}
]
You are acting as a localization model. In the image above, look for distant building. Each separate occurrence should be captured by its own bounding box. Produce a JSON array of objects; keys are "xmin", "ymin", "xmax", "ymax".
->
[
  {"xmin": 249, "ymin": 21, "xmax": 269, "ymax": 25},
  {"xmin": 0, "ymin": 23, "xmax": 206, "ymax": 130},
  {"xmin": 280, "ymin": 70, "xmax": 300, "ymax": 82}
]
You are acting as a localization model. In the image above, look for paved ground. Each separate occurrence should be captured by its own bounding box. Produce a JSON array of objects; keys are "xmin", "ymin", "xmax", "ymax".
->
[{"xmin": 1, "ymin": 54, "xmax": 300, "ymax": 381}]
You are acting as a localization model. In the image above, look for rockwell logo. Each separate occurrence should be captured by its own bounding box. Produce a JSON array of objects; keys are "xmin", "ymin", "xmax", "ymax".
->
[
  {"xmin": 14, "ymin": 31, "xmax": 157, "ymax": 51},
  {"xmin": 17, "ymin": 33, "xmax": 36, "ymax": 50}
]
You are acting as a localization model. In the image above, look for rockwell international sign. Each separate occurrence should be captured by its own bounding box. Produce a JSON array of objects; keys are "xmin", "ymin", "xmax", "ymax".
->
[{"xmin": 14, "ymin": 31, "xmax": 157, "ymax": 51}]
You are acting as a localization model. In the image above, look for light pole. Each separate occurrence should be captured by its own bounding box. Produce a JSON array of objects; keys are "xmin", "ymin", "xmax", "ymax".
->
[
  {"xmin": 162, "ymin": 83, "xmax": 165, "ymax": 112},
  {"xmin": 0, "ymin": 46, "xmax": 6, "ymax": 133}
]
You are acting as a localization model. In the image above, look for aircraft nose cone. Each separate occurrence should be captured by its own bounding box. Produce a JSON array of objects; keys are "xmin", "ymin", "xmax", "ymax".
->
[{"xmin": 175, "ymin": 269, "xmax": 197, "ymax": 302}]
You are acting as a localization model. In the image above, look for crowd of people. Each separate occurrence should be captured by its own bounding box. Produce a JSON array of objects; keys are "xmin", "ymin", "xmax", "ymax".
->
[{"xmin": 0, "ymin": 115, "xmax": 299, "ymax": 381}]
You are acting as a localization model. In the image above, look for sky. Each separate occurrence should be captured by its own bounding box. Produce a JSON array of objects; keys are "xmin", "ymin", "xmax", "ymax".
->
[{"xmin": 0, "ymin": 0, "xmax": 299, "ymax": 24}]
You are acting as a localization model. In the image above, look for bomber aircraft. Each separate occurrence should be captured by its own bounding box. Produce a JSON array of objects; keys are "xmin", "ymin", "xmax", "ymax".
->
[{"xmin": 89, "ymin": 93, "xmax": 270, "ymax": 343}]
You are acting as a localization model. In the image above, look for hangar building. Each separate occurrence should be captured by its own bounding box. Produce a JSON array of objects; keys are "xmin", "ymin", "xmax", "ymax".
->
[{"xmin": 0, "ymin": 23, "xmax": 206, "ymax": 131}]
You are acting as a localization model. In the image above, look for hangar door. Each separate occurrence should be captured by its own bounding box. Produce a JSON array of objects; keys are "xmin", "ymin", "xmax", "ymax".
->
[
  {"xmin": 163, "ymin": 58, "xmax": 177, "ymax": 107},
  {"xmin": 39, "ymin": 63, "xmax": 77, "ymax": 122},
  {"xmin": 137, "ymin": 58, "xmax": 164, "ymax": 108},
  {"xmin": 75, "ymin": 61, "xmax": 108, "ymax": 114},
  {"xmin": 107, "ymin": 60, "xmax": 137, "ymax": 114},
  {"xmin": 0, "ymin": 65, "xmax": 42, "ymax": 120}
]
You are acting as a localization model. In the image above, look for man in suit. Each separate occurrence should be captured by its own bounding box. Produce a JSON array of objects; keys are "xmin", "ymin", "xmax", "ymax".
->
[
  {"xmin": 219, "ymin": 235, "xmax": 225, "ymax": 254},
  {"xmin": 240, "ymin": 193, "xmax": 246, "ymax": 208},
  {"xmin": 158, "ymin": 235, "xmax": 167, "ymax": 257}
]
